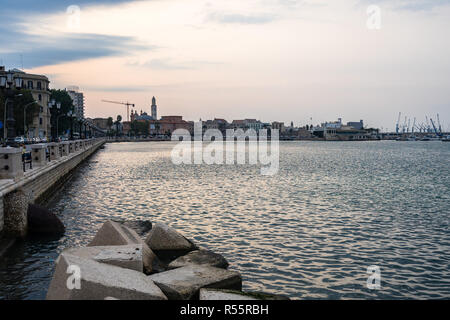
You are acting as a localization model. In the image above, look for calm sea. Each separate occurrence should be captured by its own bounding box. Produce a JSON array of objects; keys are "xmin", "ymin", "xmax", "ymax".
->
[{"xmin": 0, "ymin": 141, "xmax": 449, "ymax": 299}]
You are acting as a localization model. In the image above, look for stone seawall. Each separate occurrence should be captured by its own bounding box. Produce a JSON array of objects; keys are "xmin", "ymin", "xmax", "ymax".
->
[{"xmin": 0, "ymin": 138, "xmax": 106, "ymax": 238}]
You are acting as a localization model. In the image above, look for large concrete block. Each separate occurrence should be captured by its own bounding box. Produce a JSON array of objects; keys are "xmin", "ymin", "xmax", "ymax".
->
[
  {"xmin": 145, "ymin": 222, "xmax": 198, "ymax": 261},
  {"xmin": 0, "ymin": 147, "xmax": 24, "ymax": 180},
  {"xmin": 63, "ymin": 244, "xmax": 147, "ymax": 272},
  {"xmin": 199, "ymin": 289, "xmax": 257, "ymax": 300},
  {"xmin": 48, "ymin": 143, "xmax": 61, "ymax": 161},
  {"xmin": 46, "ymin": 252, "xmax": 167, "ymax": 300},
  {"xmin": 88, "ymin": 220, "xmax": 163, "ymax": 273},
  {"xmin": 168, "ymin": 250, "xmax": 229, "ymax": 270},
  {"xmin": 31, "ymin": 144, "xmax": 47, "ymax": 167},
  {"xmin": 148, "ymin": 265, "xmax": 242, "ymax": 300},
  {"xmin": 199, "ymin": 288, "xmax": 290, "ymax": 300},
  {"xmin": 61, "ymin": 142, "xmax": 69, "ymax": 156}
]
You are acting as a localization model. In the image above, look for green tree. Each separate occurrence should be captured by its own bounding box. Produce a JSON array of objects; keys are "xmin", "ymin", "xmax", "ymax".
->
[
  {"xmin": 114, "ymin": 115, "xmax": 122, "ymax": 137},
  {"xmin": 50, "ymin": 89, "xmax": 75, "ymax": 137},
  {"xmin": 0, "ymin": 89, "xmax": 40, "ymax": 138}
]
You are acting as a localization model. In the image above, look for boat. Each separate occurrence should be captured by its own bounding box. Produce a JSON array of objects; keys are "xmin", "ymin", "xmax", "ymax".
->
[{"xmin": 442, "ymin": 135, "xmax": 450, "ymax": 142}]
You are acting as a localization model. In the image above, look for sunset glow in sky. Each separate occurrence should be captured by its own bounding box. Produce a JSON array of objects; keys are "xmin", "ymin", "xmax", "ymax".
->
[{"xmin": 1, "ymin": 0, "xmax": 450, "ymax": 130}]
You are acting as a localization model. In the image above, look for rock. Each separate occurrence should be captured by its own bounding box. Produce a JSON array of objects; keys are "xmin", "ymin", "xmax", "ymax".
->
[
  {"xmin": 27, "ymin": 204, "xmax": 65, "ymax": 235},
  {"xmin": 145, "ymin": 222, "xmax": 198, "ymax": 262},
  {"xmin": 88, "ymin": 220, "xmax": 164, "ymax": 274},
  {"xmin": 46, "ymin": 252, "xmax": 167, "ymax": 300},
  {"xmin": 168, "ymin": 250, "xmax": 229, "ymax": 270},
  {"xmin": 148, "ymin": 265, "xmax": 242, "ymax": 300},
  {"xmin": 63, "ymin": 245, "xmax": 149, "ymax": 273},
  {"xmin": 199, "ymin": 289, "xmax": 257, "ymax": 300},
  {"xmin": 199, "ymin": 288, "xmax": 290, "ymax": 300},
  {"xmin": 114, "ymin": 220, "xmax": 152, "ymax": 239}
]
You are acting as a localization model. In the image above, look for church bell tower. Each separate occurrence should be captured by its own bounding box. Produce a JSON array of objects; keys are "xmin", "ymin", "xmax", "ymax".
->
[{"xmin": 151, "ymin": 96, "xmax": 157, "ymax": 120}]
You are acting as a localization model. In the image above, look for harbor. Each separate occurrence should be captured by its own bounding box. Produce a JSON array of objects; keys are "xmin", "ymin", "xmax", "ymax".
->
[{"xmin": 0, "ymin": 141, "xmax": 449, "ymax": 300}]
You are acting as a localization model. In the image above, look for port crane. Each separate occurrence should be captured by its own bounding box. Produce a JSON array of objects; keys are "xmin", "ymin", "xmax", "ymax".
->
[
  {"xmin": 102, "ymin": 100, "xmax": 135, "ymax": 122},
  {"xmin": 437, "ymin": 114, "xmax": 442, "ymax": 135},
  {"xmin": 430, "ymin": 118, "xmax": 442, "ymax": 137},
  {"xmin": 396, "ymin": 112, "xmax": 401, "ymax": 134}
]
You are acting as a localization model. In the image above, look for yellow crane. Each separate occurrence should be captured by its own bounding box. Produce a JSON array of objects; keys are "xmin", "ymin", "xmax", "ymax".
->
[{"xmin": 101, "ymin": 100, "xmax": 135, "ymax": 122}]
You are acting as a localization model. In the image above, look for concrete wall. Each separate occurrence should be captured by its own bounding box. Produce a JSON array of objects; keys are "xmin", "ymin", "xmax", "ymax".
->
[{"xmin": 0, "ymin": 139, "xmax": 105, "ymax": 237}]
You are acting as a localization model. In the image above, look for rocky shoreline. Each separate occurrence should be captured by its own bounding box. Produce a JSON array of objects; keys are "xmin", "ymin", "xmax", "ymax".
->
[{"xmin": 46, "ymin": 220, "xmax": 289, "ymax": 300}]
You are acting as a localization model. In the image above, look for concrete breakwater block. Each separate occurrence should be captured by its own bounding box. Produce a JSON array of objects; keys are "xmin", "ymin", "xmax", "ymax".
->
[
  {"xmin": 199, "ymin": 289, "xmax": 290, "ymax": 300},
  {"xmin": 46, "ymin": 253, "xmax": 168, "ymax": 300},
  {"xmin": 27, "ymin": 204, "xmax": 65, "ymax": 235},
  {"xmin": 199, "ymin": 289, "xmax": 258, "ymax": 300},
  {"xmin": 168, "ymin": 250, "xmax": 229, "ymax": 270},
  {"xmin": 145, "ymin": 222, "xmax": 198, "ymax": 262},
  {"xmin": 63, "ymin": 244, "xmax": 148, "ymax": 273},
  {"xmin": 115, "ymin": 220, "xmax": 152, "ymax": 239},
  {"xmin": 88, "ymin": 220, "xmax": 164, "ymax": 273},
  {"xmin": 148, "ymin": 265, "xmax": 242, "ymax": 300}
]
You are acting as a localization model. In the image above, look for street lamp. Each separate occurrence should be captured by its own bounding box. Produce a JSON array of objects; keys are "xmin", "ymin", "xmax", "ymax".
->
[
  {"xmin": 23, "ymin": 100, "xmax": 38, "ymax": 140},
  {"xmin": 56, "ymin": 112, "xmax": 70, "ymax": 141},
  {"xmin": 48, "ymin": 100, "xmax": 61, "ymax": 142},
  {"xmin": 0, "ymin": 71, "xmax": 23, "ymax": 145}
]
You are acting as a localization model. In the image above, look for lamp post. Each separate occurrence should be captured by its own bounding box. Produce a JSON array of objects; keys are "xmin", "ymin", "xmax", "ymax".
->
[
  {"xmin": 68, "ymin": 110, "xmax": 74, "ymax": 140},
  {"xmin": 23, "ymin": 100, "xmax": 37, "ymax": 140},
  {"xmin": 48, "ymin": 100, "xmax": 61, "ymax": 142},
  {"xmin": 78, "ymin": 118, "xmax": 82, "ymax": 139},
  {"xmin": 56, "ymin": 112, "xmax": 70, "ymax": 141},
  {"xmin": 0, "ymin": 71, "xmax": 23, "ymax": 145}
]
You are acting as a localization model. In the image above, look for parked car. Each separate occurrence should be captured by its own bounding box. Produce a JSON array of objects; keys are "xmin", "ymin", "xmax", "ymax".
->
[{"xmin": 14, "ymin": 136, "xmax": 25, "ymax": 144}]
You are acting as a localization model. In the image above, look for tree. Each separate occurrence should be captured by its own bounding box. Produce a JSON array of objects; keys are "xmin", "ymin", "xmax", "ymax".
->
[
  {"xmin": 0, "ymin": 89, "xmax": 40, "ymax": 138},
  {"xmin": 50, "ymin": 89, "xmax": 75, "ymax": 137},
  {"xmin": 114, "ymin": 115, "xmax": 122, "ymax": 137}
]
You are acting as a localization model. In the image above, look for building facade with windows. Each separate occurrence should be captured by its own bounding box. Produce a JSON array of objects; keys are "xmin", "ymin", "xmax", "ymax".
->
[
  {"xmin": 66, "ymin": 86, "xmax": 85, "ymax": 119},
  {"xmin": 0, "ymin": 67, "xmax": 51, "ymax": 139}
]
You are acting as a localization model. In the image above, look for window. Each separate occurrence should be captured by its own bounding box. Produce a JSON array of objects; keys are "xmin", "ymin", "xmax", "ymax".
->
[
  {"xmin": 37, "ymin": 82, "xmax": 42, "ymax": 90},
  {"xmin": 27, "ymin": 81, "xmax": 33, "ymax": 89},
  {"xmin": 38, "ymin": 94, "xmax": 42, "ymax": 101},
  {"xmin": 40, "ymin": 118, "xmax": 43, "ymax": 125}
]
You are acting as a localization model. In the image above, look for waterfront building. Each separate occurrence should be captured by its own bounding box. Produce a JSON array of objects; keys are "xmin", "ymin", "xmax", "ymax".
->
[
  {"xmin": 156, "ymin": 116, "xmax": 190, "ymax": 136},
  {"xmin": 312, "ymin": 118, "xmax": 378, "ymax": 140},
  {"xmin": 0, "ymin": 67, "xmax": 51, "ymax": 139},
  {"xmin": 230, "ymin": 119, "xmax": 263, "ymax": 132},
  {"xmin": 90, "ymin": 118, "xmax": 111, "ymax": 133},
  {"xmin": 66, "ymin": 86, "xmax": 85, "ymax": 118},
  {"xmin": 272, "ymin": 122, "xmax": 286, "ymax": 133},
  {"xmin": 347, "ymin": 120, "xmax": 364, "ymax": 130},
  {"xmin": 203, "ymin": 118, "xmax": 229, "ymax": 134}
]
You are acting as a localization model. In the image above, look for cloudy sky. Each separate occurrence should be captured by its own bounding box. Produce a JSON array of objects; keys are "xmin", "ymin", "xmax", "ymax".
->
[{"xmin": 1, "ymin": 0, "xmax": 449, "ymax": 131}]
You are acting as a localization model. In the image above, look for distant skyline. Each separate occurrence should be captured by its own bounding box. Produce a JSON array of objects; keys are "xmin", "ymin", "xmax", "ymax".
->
[{"xmin": 1, "ymin": 0, "xmax": 449, "ymax": 131}]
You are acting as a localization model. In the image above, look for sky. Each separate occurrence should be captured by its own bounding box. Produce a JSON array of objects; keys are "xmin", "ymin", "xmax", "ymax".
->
[{"xmin": 1, "ymin": 0, "xmax": 449, "ymax": 131}]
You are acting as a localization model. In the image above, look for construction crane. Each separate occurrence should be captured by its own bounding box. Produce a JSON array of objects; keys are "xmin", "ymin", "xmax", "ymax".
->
[
  {"xmin": 430, "ymin": 118, "xmax": 441, "ymax": 137},
  {"xmin": 396, "ymin": 112, "xmax": 401, "ymax": 134},
  {"xmin": 437, "ymin": 114, "xmax": 442, "ymax": 135},
  {"xmin": 102, "ymin": 100, "xmax": 135, "ymax": 122},
  {"xmin": 425, "ymin": 116, "xmax": 431, "ymax": 133}
]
